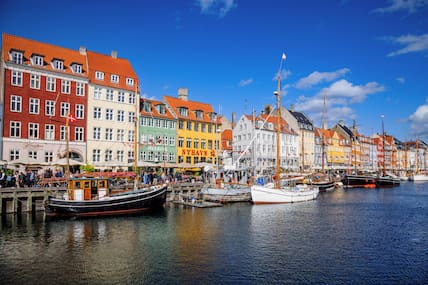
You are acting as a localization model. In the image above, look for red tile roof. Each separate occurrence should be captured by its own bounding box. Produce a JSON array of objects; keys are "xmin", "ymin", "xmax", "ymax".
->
[
  {"xmin": 139, "ymin": 98, "xmax": 176, "ymax": 120},
  {"xmin": 2, "ymin": 33, "xmax": 87, "ymax": 77},
  {"xmin": 163, "ymin": 95, "xmax": 216, "ymax": 123},
  {"xmin": 86, "ymin": 51, "xmax": 137, "ymax": 91}
]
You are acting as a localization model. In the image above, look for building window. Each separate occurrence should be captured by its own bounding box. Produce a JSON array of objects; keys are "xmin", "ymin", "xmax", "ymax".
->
[
  {"xmin": 30, "ymin": 74, "xmax": 40, "ymax": 89},
  {"xmin": 179, "ymin": 107, "xmax": 188, "ymax": 117},
  {"xmin": 117, "ymin": 150, "xmax": 124, "ymax": 162},
  {"xmin": 128, "ymin": 130, "xmax": 134, "ymax": 142},
  {"xmin": 129, "ymin": 93, "xmax": 136, "ymax": 104},
  {"xmin": 60, "ymin": 102, "xmax": 70, "ymax": 117},
  {"xmin": 75, "ymin": 127, "xmax": 84, "ymax": 141},
  {"xmin": 44, "ymin": 151, "xmax": 54, "ymax": 163},
  {"xmin": 92, "ymin": 149, "xmax": 101, "ymax": 162},
  {"xmin": 45, "ymin": 125, "xmax": 55, "ymax": 140},
  {"xmin": 128, "ymin": 112, "xmax": 135, "ymax": 123},
  {"xmin": 118, "ymin": 91, "xmax": 125, "ymax": 102},
  {"xmin": 169, "ymin": 137, "xmax": 175, "ymax": 146},
  {"xmin": 61, "ymin": 80, "xmax": 71, "ymax": 94},
  {"xmin": 156, "ymin": 119, "xmax": 161, "ymax": 128},
  {"xmin": 60, "ymin": 126, "xmax": 66, "ymax": 141},
  {"xmin": 117, "ymin": 110, "xmax": 125, "ymax": 122},
  {"xmin": 10, "ymin": 95, "xmax": 22, "ymax": 112},
  {"xmin": 94, "ymin": 87, "xmax": 102, "ymax": 99},
  {"xmin": 105, "ymin": 150, "xmax": 113, "ymax": 161},
  {"xmin": 117, "ymin": 129, "xmax": 125, "ymax": 142},
  {"xmin": 29, "ymin": 98, "xmax": 40, "ymax": 114},
  {"xmin": 195, "ymin": 110, "xmax": 203, "ymax": 119},
  {"xmin": 194, "ymin": 139, "xmax": 199, "ymax": 149},
  {"xmin": 76, "ymin": 82, "xmax": 85, "ymax": 96},
  {"xmin": 186, "ymin": 138, "xmax": 192, "ymax": 148},
  {"xmin": 46, "ymin": 77, "xmax": 56, "ymax": 92},
  {"xmin": 201, "ymin": 139, "xmax": 206, "ymax": 149},
  {"xmin": 76, "ymin": 104, "xmax": 84, "ymax": 119},
  {"xmin": 158, "ymin": 105, "xmax": 166, "ymax": 115},
  {"xmin": 11, "ymin": 71, "xmax": 22, "ymax": 86},
  {"xmin": 93, "ymin": 127, "xmax": 101, "ymax": 140},
  {"xmin": 111, "ymin": 74, "xmax": 119, "ymax": 83},
  {"xmin": 93, "ymin": 107, "xmax": 101, "ymax": 119},
  {"xmin": 11, "ymin": 51, "xmax": 23, "ymax": 64},
  {"xmin": 106, "ymin": 109, "xmax": 113, "ymax": 121},
  {"xmin": 52, "ymin": 59, "xmax": 64, "ymax": 70},
  {"xmin": 32, "ymin": 55, "xmax": 44, "ymax": 66},
  {"xmin": 187, "ymin": 121, "xmax": 192, "ymax": 130},
  {"xmin": 194, "ymin": 122, "xmax": 199, "ymax": 132},
  {"xmin": 126, "ymin": 78, "xmax": 134, "ymax": 86},
  {"xmin": 28, "ymin": 123, "xmax": 39, "ymax": 139},
  {"xmin": 105, "ymin": 128, "xmax": 113, "ymax": 141},
  {"xmin": 128, "ymin": 150, "xmax": 134, "ymax": 163},
  {"xmin": 10, "ymin": 121, "xmax": 21, "ymax": 138},
  {"xmin": 71, "ymin": 64, "xmax": 82, "ymax": 74},
  {"xmin": 10, "ymin": 149, "xmax": 20, "ymax": 161},
  {"xmin": 178, "ymin": 120, "xmax": 184, "ymax": 129},
  {"xmin": 28, "ymin": 151, "xmax": 38, "ymax": 160},
  {"xmin": 106, "ymin": 89, "xmax": 114, "ymax": 101},
  {"xmin": 201, "ymin": 123, "xmax": 206, "ymax": 132},
  {"xmin": 95, "ymin": 71, "xmax": 104, "ymax": 80},
  {"xmin": 45, "ymin": 100, "xmax": 55, "ymax": 116}
]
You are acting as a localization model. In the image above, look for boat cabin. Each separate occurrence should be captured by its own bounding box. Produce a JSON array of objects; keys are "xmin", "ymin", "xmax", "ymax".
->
[{"xmin": 67, "ymin": 177, "xmax": 110, "ymax": 201}]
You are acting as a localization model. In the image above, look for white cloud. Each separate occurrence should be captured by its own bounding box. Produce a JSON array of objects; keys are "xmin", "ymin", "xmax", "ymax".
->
[
  {"xmin": 409, "ymin": 98, "xmax": 428, "ymax": 138},
  {"xmin": 372, "ymin": 0, "xmax": 428, "ymax": 14},
  {"xmin": 386, "ymin": 34, "xmax": 428, "ymax": 56},
  {"xmin": 396, "ymin": 77, "xmax": 405, "ymax": 83},
  {"xmin": 319, "ymin": 79, "xmax": 385, "ymax": 103},
  {"xmin": 239, "ymin": 78, "xmax": 253, "ymax": 87},
  {"xmin": 196, "ymin": 0, "xmax": 237, "ymax": 17},
  {"xmin": 272, "ymin": 69, "xmax": 292, "ymax": 81},
  {"xmin": 295, "ymin": 68, "xmax": 350, "ymax": 89},
  {"xmin": 292, "ymin": 79, "xmax": 384, "ymax": 128}
]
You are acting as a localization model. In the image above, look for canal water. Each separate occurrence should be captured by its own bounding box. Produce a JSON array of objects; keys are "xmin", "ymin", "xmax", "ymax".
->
[{"xmin": 1, "ymin": 182, "xmax": 427, "ymax": 284}]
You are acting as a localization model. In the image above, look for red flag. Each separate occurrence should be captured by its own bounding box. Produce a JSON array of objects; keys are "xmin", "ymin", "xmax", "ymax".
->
[{"xmin": 68, "ymin": 114, "xmax": 77, "ymax": 122}]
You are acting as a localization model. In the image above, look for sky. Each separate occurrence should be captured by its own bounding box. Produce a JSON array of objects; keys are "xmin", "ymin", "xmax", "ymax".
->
[{"xmin": 1, "ymin": 0, "xmax": 428, "ymax": 141}]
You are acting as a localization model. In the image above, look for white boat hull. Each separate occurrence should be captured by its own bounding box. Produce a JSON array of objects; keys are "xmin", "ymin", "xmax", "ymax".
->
[
  {"xmin": 410, "ymin": 174, "xmax": 428, "ymax": 181},
  {"xmin": 251, "ymin": 184, "xmax": 319, "ymax": 204}
]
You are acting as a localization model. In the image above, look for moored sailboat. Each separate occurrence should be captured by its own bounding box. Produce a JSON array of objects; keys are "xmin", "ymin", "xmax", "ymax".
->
[{"xmin": 250, "ymin": 53, "xmax": 319, "ymax": 204}]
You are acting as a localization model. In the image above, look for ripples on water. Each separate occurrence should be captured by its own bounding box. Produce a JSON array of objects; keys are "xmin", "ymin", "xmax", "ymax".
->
[{"xmin": 1, "ymin": 182, "xmax": 427, "ymax": 284}]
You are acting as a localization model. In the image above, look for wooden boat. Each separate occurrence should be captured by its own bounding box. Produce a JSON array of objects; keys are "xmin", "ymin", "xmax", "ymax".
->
[
  {"xmin": 342, "ymin": 174, "xmax": 376, "ymax": 189},
  {"xmin": 250, "ymin": 53, "xmax": 319, "ymax": 204},
  {"xmin": 45, "ymin": 176, "xmax": 167, "ymax": 217},
  {"xmin": 200, "ymin": 182, "xmax": 251, "ymax": 203},
  {"xmin": 375, "ymin": 175, "xmax": 400, "ymax": 187},
  {"xmin": 305, "ymin": 173, "xmax": 335, "ymax": 192}
]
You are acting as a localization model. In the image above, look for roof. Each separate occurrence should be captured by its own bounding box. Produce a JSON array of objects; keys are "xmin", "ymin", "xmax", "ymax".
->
[
  {"xmin": 2, "ymin": 33, "xmax": 87, "ymax": 78},
  {"xmin": 86, "ymin": 50, "xmax": 137, "ymax": 91},
  {"xmin": 290, "ymin": 111, "xmax": 314, "ymax": 128},
  {"xmin": 256, "ymin": 113, "xmax": 297, "ymax": 135},
  {"xmin": 163, "ymin": 95, "xmax": 216, "ymax": 123},
  {"xmin": 140, "ymin": 98, "xmax": 176, "ymax": 120}
]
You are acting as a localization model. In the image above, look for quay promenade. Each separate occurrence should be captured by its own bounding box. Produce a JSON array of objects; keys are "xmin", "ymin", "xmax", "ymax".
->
[{"xmin": 0, "ymin": 182, "xmax": 204, "ymax": 214}]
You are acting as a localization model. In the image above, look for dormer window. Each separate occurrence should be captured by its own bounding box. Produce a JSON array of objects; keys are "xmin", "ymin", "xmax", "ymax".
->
[
  {"xmin": 158, "ymin": 104, "xmax": 166, "ymax": 115},
  {"xmin": 71, "ymin": 63, "xmax": 82, "ymax": 74},
  {"xmin": 52, "ymin": 59, "xmax": 64, "ymax": 70},
  {"xmin": 268, "ymin": 123, "xmax": 273, "ymax": 129},
  {"xmin": 32, "ymin": 54, "xmax": 44, "ymax": 66},
  {"xmin": 10, "ymin": 50, "xmax": 23, "ymax": 64},
  {"xmin": 111, "ymin": 74, "xmax": 119, "ymax": 83},
  {"xmin": 95, "ymin": 71, "xmax": 104, "ymax": 80},
  {"xmin": 195, "ymin": 110, "xmax": 203, "ymax": 119},
  {"xmin": 126, "ymin": 78, "xmax": 134, "ymax": 86},
  {"xmin": 179, "ymin": 107, "xmax": 188, "ymax": 117},
  {"xmin": 143, "ymin": 102, "xmax": 151, "ymax": 112}
]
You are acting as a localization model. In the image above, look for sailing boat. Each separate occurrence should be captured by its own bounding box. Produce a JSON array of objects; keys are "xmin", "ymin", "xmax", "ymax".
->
[
  {"xmin": 45, "ymin": 86, "xmax": 167, "ymax": 217},
  {"xmin": 375, "ymin": 114, "xmax": 400, "ymax": 187},
  {"xmin": 250, "ymin": 54, "xmax": 319, "ymax": 204},
  {"xmin": 409, "ymin": 139, "xmax": 428, "ymax": 181}
]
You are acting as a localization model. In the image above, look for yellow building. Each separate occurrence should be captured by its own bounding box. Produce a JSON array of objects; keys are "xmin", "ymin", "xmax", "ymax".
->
[
  {"xmin": 319, "ymin": 129, "xmax": 345, "ymax": 168},
  {"xmin": 163, "ymin": 88, "xmax": 220, "ymax": 166}
]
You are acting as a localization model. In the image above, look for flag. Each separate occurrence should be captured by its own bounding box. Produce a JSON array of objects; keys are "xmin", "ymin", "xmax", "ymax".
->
[{"xmin": 67, "ymin": 114, "xmax": 76, "ymax": 123}]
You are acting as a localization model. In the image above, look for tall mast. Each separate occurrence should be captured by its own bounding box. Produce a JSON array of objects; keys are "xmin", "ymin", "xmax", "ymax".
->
[
  {"xmin": 134, "ymin": 83, "xmax": 139, "ymax": 189},
  {"xmin": 275, "ymin": 53, "xmax": 286, "ymax": 189},
  {"xmin": 415, "ymin": 138, "xmax": 419, "ymax": 174},
  {"xmin": 381, "ymin": 114, "xmax": 385, "ymax": 175},
  {"xmin": 321, "ymin": 94, "xmax": 326, "ymax": 172},
  {"xmin": 65, "ymin": 112, "xmax": 70, "ymax": 180}
]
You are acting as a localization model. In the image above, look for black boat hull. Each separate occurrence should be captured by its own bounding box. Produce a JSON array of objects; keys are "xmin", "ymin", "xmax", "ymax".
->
[
  {"xmin": 312, "ymin": 181, "xmax": 335, "ymax": 192},
  {"xmin": 375, "ymin": 177, "xmax": 400, "ymax": 188},
  {"xmin": 342, "ymin": 175, "xmax": 376, "ymax": 189},
  {"xmin": 45, "ymin": 186, "xmax": 167, "ymax": 217}
]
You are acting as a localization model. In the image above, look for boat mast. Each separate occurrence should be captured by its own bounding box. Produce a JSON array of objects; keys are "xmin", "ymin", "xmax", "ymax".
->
[
  {"xmin": 381, "ymin": 114, "xmax": 385, "ymax": 176},
  {"xmin": 134, "ymin": 83, "xmax": 139, "ymax": 189},
  {"xmin": 321, "ymin": 94, "xmax": 326, "ymax": 173},
  {"xmin": 65, "ymin": 112, "xmax": 70, "ymax": 180},
  {"xmin": 275, "ymin": 53, "xmax": 286, "ymax": 189},
  {"xmin": 415, "ymin": 138, "xmax": 419, "ymax": 174}
]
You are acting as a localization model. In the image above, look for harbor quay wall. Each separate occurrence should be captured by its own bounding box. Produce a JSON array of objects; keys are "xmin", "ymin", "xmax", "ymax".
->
[{"xmin": 0, "ymin": 182, "xmax": 204, "ymax": 214}]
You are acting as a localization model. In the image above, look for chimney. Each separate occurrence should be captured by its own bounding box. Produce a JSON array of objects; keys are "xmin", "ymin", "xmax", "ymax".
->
[
  {"xmin": 178, "ymin": 88, "xmax": 188, "ymax": 101},
  {"xmin": 232, "ymin": 112, "xmax": 236, "ymax": 128},
  {"xmin": 111, "ymin": 50, "xmax": 117, "ymax": 59},
  {"xmin": 290, "ymin": 104, "xmax": 294, "ymax": 112},
  {"xmin": 79, "ymin": 46, "xmax": 86, "ymax": 55}
]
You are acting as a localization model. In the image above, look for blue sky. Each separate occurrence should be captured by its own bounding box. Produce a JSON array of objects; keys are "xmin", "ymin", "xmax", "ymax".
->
[{"xmin": 2, "ymin": 0, "xmax": 428, "ymax": 141}]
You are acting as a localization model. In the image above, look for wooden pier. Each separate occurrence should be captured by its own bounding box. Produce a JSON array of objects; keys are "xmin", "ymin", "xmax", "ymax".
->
[{"xmin": 0, "ymin": 181, "xmax": 205, "ymax": 214}]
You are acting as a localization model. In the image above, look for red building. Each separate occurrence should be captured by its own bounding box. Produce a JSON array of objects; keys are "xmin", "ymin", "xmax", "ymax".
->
[{"xmin": 1, "ymin": 33, "xmax": 88, "ymax": 167}]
